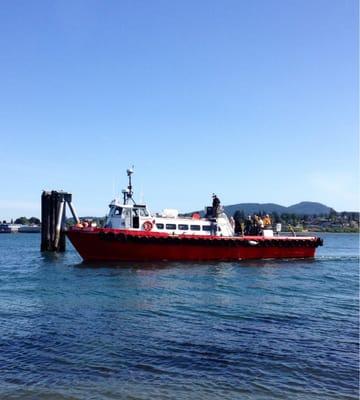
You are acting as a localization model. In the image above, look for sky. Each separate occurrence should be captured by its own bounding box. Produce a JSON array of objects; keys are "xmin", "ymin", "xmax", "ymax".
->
[{"xmin": 0, "ymin": 0, "xmax": 358, "ymax": 220}]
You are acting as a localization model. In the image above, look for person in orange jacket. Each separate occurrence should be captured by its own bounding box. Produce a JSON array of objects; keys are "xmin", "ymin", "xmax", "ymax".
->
[{"xmin": 263, "ymin": 214, "xmax": 272, "ymax": 227}]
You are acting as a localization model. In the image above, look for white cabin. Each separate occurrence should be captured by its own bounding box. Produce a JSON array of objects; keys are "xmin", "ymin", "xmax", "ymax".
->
[
  {"xmin": 103, "ymin": 169, "xmax": 275, "ymax": 238},
  {"xmin": 104, "ymin": 198, "xmax": 234, "ymax": 237}
]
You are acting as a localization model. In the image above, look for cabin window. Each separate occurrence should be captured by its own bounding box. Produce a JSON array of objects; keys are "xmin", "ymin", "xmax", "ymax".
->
[
  {"xmin": 190, "ymin": 225, "xmax": 201, "ymax": 231},
  {"xmin": 139, "ymin": 208, "xmax": 149, "ymax": 217},
  {"xmin": 114, "ymin": 207, "xmax": 122, "ymax": 216},
  {"xmin": 178, "ymin": 224, "xmax": 189, "ymax": 230},
  {"xmin": 132, "ymin": 209, "xmax": 140, "ymax": 228},
  {"xmin": 166, "ymin": 224, "xmax": 176, "ymax": 230},
  {"xmin": 202, "ymin": 225, "xmax": 211, "ymax": 231},
  {"xmin": 156, "ymin": 223, "xmax": 164, "ymax": 229},
  {"xmin": 122, "ymin": 209, "xmax": 131, "ymax": 218}
]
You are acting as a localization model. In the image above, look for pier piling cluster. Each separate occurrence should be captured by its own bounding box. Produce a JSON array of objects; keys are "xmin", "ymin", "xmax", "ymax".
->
[{"xmin": 41, "ymin": 191, "xmax": 79, "ymax": 252}]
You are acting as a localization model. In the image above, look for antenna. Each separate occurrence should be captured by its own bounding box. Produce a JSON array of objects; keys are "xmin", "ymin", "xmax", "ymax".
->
[{"xmin": 123, "ymin": 166, "xmax": 135, "ymax": 204}]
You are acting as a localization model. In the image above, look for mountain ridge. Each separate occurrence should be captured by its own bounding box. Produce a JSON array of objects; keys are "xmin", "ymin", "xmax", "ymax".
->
[{"xmin": 200, "ymin": 201, "xmax": 333, "ymax": 216}]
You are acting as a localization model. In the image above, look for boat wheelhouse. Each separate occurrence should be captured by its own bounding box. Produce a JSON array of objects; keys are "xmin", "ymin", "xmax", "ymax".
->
[
  {"xmin": 103, "ymin": 168, "xmax": 234, "ymax": 237},
  {"xmin": 104, "ymin": 201, "xmax": 234, "ymax": 237}
]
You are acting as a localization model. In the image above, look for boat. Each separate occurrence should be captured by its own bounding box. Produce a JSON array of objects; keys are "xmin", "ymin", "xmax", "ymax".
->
[
  {"xmin": 0, "ymin": 223, "xmax": 21, "ymax": 233},
  {"xmin": 18, "ymin": 225, "xmax": 41, "ymax": 233},
  {"xmin": 67, "ymin": 169, "xmax": 323, "ymax": 262},
  {"xmin": 0, "ymin": 223, "xmax": 41, "ymax": 233}
]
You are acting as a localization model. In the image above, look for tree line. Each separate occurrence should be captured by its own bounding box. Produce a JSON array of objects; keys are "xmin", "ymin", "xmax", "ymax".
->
[
  {"xmin": 232, "ymin": 209, "xmax": 359, "ymax": 232},
  {"xmin": 2, "ymin": 217, "xmax": 41, "ymax": 225}
]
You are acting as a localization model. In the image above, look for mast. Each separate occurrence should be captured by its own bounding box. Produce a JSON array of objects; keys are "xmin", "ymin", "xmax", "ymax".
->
[{"xmin": 122, "ymin": 167, "xmax": 136, "ymax": 205}]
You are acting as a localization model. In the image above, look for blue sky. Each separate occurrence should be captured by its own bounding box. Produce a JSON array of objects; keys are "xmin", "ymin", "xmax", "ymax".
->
[{"xmin": 0, "ymin": 0, "xmax": 358, "ymax": 219}]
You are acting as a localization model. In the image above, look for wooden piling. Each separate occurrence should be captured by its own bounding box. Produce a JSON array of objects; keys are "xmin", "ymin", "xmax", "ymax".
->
[{"xmin": 41, "ymin": 191, "xmax": 72, "ymax": 252}]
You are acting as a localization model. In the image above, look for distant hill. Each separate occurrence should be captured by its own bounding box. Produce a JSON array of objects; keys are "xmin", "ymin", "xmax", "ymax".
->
[
  {"xmin": 223, "ymin": 201, "xmax": 333, "ymax": 216},
  {"xmin": 193, "ymin": 201, "xmax": 333, "ymax": 216},
  {"xmin": 224, "ymin": 203, "xmax": 287, "ymax": 216},
  {"xmin": 286, "ymin": 202, "xmax": 333, "ymax": 215}
]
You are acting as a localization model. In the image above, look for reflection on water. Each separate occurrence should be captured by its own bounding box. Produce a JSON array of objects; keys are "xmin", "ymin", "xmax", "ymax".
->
[{"xmin": 74, "ymin": 256, "xmax": 319, "ymax": 271}]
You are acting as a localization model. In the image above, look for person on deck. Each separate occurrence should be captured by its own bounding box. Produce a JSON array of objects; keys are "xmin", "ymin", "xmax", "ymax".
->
[
  {"xmin": 258, "ymin": 216, "xmax": 264, "ymax": 232},
  {"xmin": 244, "ymin": 215, "xmax": 252, "ymax": 235},
  {"xmin": 212, "ymin": 194, "xmax": 221, "ymax": 217},
  {"xmin": 263, "ymin": 214, "xmax": 272, "ymax": 227},
  {"xmin": 233, "ymin": 216, "xmax": 242, "ymax": 236},
  {"xmin": 253, "ymin": 215, "xmax": 259, "ymax": 235}
]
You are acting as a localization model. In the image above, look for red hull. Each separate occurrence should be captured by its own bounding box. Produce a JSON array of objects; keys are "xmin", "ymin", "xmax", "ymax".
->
[{"xmin": 67, "ymin": 228, "xmax": 322, "ymax": 262}]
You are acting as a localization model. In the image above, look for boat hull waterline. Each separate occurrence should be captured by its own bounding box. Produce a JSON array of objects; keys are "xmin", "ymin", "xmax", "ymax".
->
[{"xmin": 67, "ymin": 228, "xmax": 322, "ymax": 262}]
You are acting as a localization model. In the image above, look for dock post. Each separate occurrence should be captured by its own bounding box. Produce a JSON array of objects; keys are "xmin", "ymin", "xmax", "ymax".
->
[
  {"xmin": 41, "ymin": 191, "xmax": 71, "ymax": 252},
  {"xmin": 41, "ymin": 191, "xmax": 51, "ymax": 252}
]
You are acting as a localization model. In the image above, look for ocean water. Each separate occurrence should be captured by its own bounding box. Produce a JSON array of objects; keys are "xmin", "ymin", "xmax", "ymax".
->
[{"xmin": 0, "ymin": 233, "xmax": 358, "ymax": 400}]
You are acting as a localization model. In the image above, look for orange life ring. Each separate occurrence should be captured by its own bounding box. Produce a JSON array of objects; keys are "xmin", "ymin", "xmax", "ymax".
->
[{"xmin": 143, "ymin": 221, "xmax": 153, "ymax": 231}]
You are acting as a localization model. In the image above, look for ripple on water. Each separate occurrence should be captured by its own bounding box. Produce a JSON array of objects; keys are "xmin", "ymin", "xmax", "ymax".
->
[{"xmin": 0, "ymin": 233, "xmax": 358, "ymax": 399}]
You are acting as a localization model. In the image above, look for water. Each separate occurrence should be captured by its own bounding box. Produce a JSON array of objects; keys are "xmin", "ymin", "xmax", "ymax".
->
[{"xmin": 0, "ymin": 233, "xmax": 358, "ymax": 400}]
